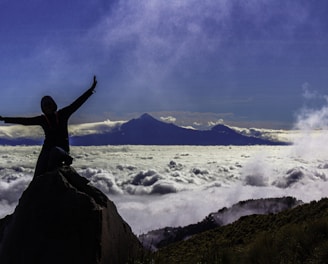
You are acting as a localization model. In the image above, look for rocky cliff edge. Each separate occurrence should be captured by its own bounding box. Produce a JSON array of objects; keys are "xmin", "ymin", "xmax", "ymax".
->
[{"xmin": 0, "ymin": 166, "xmax": 144, "ymax": 264}]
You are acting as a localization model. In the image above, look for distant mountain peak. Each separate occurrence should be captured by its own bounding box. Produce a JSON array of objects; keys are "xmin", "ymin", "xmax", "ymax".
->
[
  {"xmin": 139, "ymin": 113, "xmax": 153, "ymax": 119},
  {"xmin": 137, "ymin": 113, "xmax": 158, "ymax": 122},
  {"xmin": 129, "ymin": 113, "xmax": 163, "ymax": 126},
  {"xmin": 211, "ymin": 123, "xmax": 235, "ymax": 133}
]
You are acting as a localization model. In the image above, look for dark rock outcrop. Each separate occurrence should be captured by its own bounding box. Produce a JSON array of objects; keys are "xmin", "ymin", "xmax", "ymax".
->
[{"xmin": 0, "ymin": 166, "xmax": 143, "ymax": 264}]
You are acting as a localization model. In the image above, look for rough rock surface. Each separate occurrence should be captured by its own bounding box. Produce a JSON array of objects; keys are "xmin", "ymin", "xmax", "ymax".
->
[{"xmin": 0, "ymin": 166, "xmax": 143, "ymax": 264}]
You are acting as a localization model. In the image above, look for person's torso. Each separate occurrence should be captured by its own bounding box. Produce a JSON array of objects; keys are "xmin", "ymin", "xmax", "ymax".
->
[{"xmin": 41, "ymin": 111, "xmax": 69, "ymax": 152}]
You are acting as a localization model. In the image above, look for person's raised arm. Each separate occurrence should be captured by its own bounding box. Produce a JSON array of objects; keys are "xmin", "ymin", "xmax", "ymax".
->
[{"xmin": 62, "ymin": 75, "xmax": 97, "ymax": 115}]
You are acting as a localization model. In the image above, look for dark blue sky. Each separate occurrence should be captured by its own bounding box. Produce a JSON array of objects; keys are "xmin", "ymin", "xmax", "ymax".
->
[{"xmin": 1, "ymin": 0, "xmax": 328, "ymax": 128}]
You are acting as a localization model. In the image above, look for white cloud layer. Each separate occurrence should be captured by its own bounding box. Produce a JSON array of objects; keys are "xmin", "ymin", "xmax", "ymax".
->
[
  {"xmin": 1, "ymin": 141, "xmax": 328, "ymax": 235},
  {"xmin": 159, "ymin": 116, "xmax": 176, "ymax": 123},
  {"xmin": 0, "ymin": 120, "xmax": 126, "ymax": 139}
]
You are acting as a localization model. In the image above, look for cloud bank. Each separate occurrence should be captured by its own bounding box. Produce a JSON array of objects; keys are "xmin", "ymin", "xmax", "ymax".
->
[{"xmin": 1, "ymin": 143, "xmax": 328, "ymax": 234}]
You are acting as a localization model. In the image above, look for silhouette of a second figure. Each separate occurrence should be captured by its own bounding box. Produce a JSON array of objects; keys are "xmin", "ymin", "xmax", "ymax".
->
[{"xmin": 0, "ymin": 76, "xmax": 97, "ymax": 177}]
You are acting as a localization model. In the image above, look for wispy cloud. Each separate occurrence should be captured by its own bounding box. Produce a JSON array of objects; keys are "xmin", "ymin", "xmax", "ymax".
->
[
  {"xmin": 295, "ymin": 102, "xmax": 328, "ymax": 131},
  {"xmin": 160, "ymin": 116, "xmax": 176, "ymax": 123},
  {"xmin": 69, "ymin": 120, "xmax": 125, "ymax": 136},
  {"xmin": 296, "ymin": 85, "xmax": 328, "ymax": 130},
  {"xmin": 91, "ymin": 0, "xmax": 312, "ymax": 80},
  {"xmin": 83, "ymin": 0, "xmax": 314, "ymax": 105},
  {"xmin": 291, "ymin": 85, "xmax": 328, "ymax": 159}
]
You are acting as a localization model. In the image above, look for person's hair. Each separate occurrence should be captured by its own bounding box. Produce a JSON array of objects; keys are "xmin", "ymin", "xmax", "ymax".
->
[{"xmin": 41, "ymin": 96, "xmax": 58, "ymax": 113}]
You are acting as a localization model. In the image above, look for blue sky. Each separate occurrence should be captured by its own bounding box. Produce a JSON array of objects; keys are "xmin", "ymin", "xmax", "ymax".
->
[{"xmin": 1, "ymin": 0, "xmax": 328, "ymax": 129}]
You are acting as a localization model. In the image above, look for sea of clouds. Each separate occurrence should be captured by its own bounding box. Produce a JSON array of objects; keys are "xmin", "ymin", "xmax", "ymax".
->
[{"xmin": 1, "ymin": 140, "xmax": 328, "ymax": 235}]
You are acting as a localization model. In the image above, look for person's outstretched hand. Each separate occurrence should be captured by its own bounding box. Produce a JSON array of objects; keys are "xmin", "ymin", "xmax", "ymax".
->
[{"xmin": 91, "ymin": 75, "xmax": 97, "ymax": 91}]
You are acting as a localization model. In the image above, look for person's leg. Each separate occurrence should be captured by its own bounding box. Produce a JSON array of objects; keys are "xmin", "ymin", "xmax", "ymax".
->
[
  {"xmin": 34, "ymin": 148, "xmax": 50, "ymax": 178},
  {"xmin": 48, "ymin": 147, "xmax": 73, "ymax": 171},
  {"xmin": 63, "ymin": 149, "xmax": 73, "ymax": 166}
]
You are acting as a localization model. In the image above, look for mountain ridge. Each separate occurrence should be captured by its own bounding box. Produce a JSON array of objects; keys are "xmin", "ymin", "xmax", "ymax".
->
[
  {"xmin": 152, "ymin": 197, "xmax": 328, "ymax": 263},
  {"xmin": 140, "ymin": 196, "xmax": 302, "ymax": 251},
  {"xmin": 71, "ymin": 113, "xmax": 287, "ymax": 146}
]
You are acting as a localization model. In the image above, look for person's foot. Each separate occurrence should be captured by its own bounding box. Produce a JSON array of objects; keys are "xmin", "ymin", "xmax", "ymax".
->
[{"xmin": 64, "ymin": 155, "xmax": 73, "ymax": 166}]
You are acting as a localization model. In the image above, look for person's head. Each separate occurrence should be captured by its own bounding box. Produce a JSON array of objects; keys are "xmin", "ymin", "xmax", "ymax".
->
[{"xmin": 41, "ymin": 96, "xmax": 57, "ymax": 115}]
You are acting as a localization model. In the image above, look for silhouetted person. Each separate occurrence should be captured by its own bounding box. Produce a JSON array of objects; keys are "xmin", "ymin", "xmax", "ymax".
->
[{"xmin": 0, "ymin": 76, "xmax": 97, "ymax": 177}]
